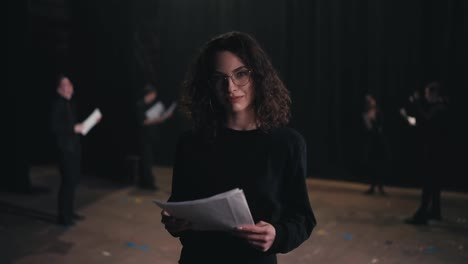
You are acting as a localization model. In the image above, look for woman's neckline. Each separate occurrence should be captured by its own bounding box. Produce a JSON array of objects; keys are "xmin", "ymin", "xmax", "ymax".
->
[{"xmin": 222, "ymin": 126, "xmax": 259, "ymax": 133}]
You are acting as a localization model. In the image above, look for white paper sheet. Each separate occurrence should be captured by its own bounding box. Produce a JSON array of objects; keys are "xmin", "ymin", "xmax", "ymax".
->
[
  {"xmin": 145, "ymin": 101, "xmax": 165, "ymax": 119},
  {"xmin": 399, "ymin": 108, "xmax": 417, "ymax": 126},
  {"xmin": 145, "ymin": 101, "xmax": 177, "ymax": 119},
  {"xmin": 153, "ymin": 188, "xmax": 254, "ymax": 231},
  {"xmin": 407, "ymin": 116, "xmax": 416, "ymax": 126},
  {"xmin": 81, "ymin": 108, "xmax": 102, "ymax": 136}
]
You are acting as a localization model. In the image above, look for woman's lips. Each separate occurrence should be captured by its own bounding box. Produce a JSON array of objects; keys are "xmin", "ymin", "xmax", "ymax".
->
[{"xmin": 229, "ymin": 95, "xmax": 243, "ymax": 103}]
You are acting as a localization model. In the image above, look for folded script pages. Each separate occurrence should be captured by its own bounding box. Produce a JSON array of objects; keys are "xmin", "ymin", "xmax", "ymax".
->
[{"xmin": 153, "ymin": 188, "xmax": 254, "ymax": 231}]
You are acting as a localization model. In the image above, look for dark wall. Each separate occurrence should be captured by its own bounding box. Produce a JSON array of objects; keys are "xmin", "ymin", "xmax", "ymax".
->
[{"xmin": 12, "ymin": 0, "xmax": 467, "ymax": 190}]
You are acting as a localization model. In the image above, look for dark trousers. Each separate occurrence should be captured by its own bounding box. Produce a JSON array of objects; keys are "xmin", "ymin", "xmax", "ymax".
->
[
  {"xmin": 366, "ymin": 160, "xmax": 385, "ymax": 190},
  {"xmin": 414, "ymin": 147, "xmax": 443, "ymax": 219},
  {"xmin": 415, "ymin": 170, "xmax": 442, "ymax": 219},
  {"xmin": 139, "ymin": 136, "xmax": 156, "ymax": 187},
  {"xmin": 416, "ymin": 179, "xmax": 442, "ymax": 218},
  {"xmin": 363, "ymin": 138, "xmax": 388, "ymax": 191},
  {"xmin": 57, "ymin": 150, "xmax": 80, "ymax": 224}
]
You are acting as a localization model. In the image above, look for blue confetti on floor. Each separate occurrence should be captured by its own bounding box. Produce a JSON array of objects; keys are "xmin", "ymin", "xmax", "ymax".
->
[
  {"xmin": 139, "ymin": 245, "xmax": 150, "ymax": 251},
  {"xmin": 343, "ymin": 234, "xmax": 353, "ymax": 240},
  {"xmin": 424, "ymin": 246, "xmax": 437, "ymax": 254},
  {"xmin": 125, "ymin": 242, "xmax": 136, "ymax": 248}
]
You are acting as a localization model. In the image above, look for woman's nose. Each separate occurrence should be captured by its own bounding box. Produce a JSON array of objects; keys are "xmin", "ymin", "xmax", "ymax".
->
[{"xmin": 227, "ymin": 77, "xmax": 238, "ymax": 92}]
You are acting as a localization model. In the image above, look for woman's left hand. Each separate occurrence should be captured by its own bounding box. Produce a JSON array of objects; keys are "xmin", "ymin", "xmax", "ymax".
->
[{"xmin": 233, "ymin": 221, "xmax": 276, "ymax": 252}]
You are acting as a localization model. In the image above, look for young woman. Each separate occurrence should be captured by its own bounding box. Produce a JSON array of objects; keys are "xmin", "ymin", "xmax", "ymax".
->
[{"xmin": 162, "ymin": 31, "xmax": 316, "ymax": 263}]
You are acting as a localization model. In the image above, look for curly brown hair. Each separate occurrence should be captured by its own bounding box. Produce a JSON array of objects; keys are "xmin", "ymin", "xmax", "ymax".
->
[{"xmin": 180, "ymin": 31, "xmax": 291, "ymax": 135}]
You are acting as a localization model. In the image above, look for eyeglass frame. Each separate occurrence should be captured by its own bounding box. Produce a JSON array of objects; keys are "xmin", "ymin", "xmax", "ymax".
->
[{"xmin": 209, "ymin": 69, "xmax": 252, "ymax": 89}]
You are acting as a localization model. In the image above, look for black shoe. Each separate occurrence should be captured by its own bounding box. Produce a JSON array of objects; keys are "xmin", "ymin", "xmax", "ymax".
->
[
  {"xmin": 73, "ymin": 213, "xmax": 86, "ymax": 221},
  {"xmin": 364, "ymin": 188, "xmax": 375, "ymax": 195},
  {"xmin": 404, "ymin": 217, "xmax": 427, "ymax": 226}
]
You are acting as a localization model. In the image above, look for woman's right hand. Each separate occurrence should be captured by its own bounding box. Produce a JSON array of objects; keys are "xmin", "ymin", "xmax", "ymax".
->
[{"xmin": 161, "ymin": 210, "xmax": 191, "ymax": 236}]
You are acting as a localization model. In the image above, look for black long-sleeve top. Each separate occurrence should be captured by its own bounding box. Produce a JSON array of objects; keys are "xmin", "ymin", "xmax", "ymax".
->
[
  {"xmin": 50, "ymin": 96, "xmax": 80, "ymax": 153},
  {"xmin": 136, "ymin": 99, "xmax": 160, "ymax": 141},
  {"xmin": 168, "ymin": 126, "xmax": 316, "ymax": 264},
  {"xmin": 413, "ymin": 99, "xmax": 448, "ymax": 140},
  {"xmin": 362, "ymin": 111, "xmax": 388, "ymax": 161},
  {"xmin": 407, "ymin": 98, "xmax": 449, "ymax": 156}
]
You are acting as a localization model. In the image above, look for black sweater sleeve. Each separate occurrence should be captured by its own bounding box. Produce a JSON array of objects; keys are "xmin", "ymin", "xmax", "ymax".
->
[
  {"xmin": 168, "ymin": 132, "xmax": 188, "ymax": 203},
  {"xmin": 165, "ymin": 132, "xmax": 191, "ymax": 237},
  {"xmin": 268, "ymin": 130, "xmax": 316, "ymax": 253}
]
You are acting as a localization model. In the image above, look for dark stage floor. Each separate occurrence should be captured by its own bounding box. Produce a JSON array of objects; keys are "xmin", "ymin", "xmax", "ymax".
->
[{"xmin": 1, "ymin": 165, "xmax": 467, "ymax": 264}]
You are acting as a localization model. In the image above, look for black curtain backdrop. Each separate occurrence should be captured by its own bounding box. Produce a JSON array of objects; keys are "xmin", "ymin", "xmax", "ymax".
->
[
  {"xmin": 11, "ymin": 0, "xmax": 467, "ymax": 189},
  {"xmin": 151, "ymin": 0, "xmax": 467, "ymax": 188},
  {"xmin": 69, "ymin": 0, "xmax": 136, "ymax": 181}
]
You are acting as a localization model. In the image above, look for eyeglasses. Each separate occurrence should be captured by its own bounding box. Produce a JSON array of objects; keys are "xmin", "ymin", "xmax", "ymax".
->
[{"xmin": 210, "ymin": 69, "xmax": 252, "ymax": 89}]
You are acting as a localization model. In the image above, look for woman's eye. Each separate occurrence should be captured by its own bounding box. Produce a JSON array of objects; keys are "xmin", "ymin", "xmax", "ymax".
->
[{"xmin": 236, "ymin": 71, "xmax": 248, "ymax": 78}]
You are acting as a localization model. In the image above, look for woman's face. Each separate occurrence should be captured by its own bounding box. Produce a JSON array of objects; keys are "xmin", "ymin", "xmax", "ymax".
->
[{"xmin": 212, "ymin": 51, "xmax": 254, "ymax": 115}]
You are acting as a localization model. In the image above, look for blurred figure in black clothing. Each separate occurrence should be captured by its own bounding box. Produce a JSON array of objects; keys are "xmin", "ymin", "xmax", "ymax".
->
[
  {"xmin": 50, "ymin": 75, "xmax": 86, "ymax": 226},
  {"xmin": 404, "ymin": 82, "xmax": 449, "ymax": 225},
  {"xmin": 361, "ymin": 94, "xmax": 389, "ymax": 195},
  {"xmin": 136, "ymin": 84, "xmax": 174, "ymax": 190}
]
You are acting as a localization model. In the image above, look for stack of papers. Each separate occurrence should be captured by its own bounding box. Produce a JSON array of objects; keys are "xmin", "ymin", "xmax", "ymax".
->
[
  {"xmin": 153, "ymin": 188, "xmax": 254, "ymax": 231},
  {"xmin": 81, "ymin": 108, "xmax": 102, "ymax": 135}
]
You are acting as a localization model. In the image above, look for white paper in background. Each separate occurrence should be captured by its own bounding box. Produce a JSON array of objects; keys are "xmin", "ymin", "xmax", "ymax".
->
[
  {"xmin": 153, "ymin": 188, "xmax": 254, "ymax": 231},
  {"xmin": 407, "ymin": 116, "xmax": 417, "ymax": 126},
  {"xmin": 145, "ymin": 101, "xmax": 165, "ymax": 119},
  {"xmin": 81, "ymin": 108, "xmax": 102, "ymax": 136},
  {"xmin": 399, "ymin": 108, "xmax": 417, "ymax": 126}
]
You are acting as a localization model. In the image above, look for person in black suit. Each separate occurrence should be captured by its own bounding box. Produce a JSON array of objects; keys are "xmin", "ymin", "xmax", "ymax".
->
[
  {"xmin": 404, "ymin": 82, "xmax": 449, "ymax": 225},
  {"xmin": 50, "ymin": 75, "xmax": 86, "ymax": 226}
]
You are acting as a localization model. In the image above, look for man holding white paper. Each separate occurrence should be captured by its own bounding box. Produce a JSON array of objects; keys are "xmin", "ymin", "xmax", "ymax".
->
[{"xmin": 51, "ymin": 75, "xmax": 101, "ymax": 227}]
